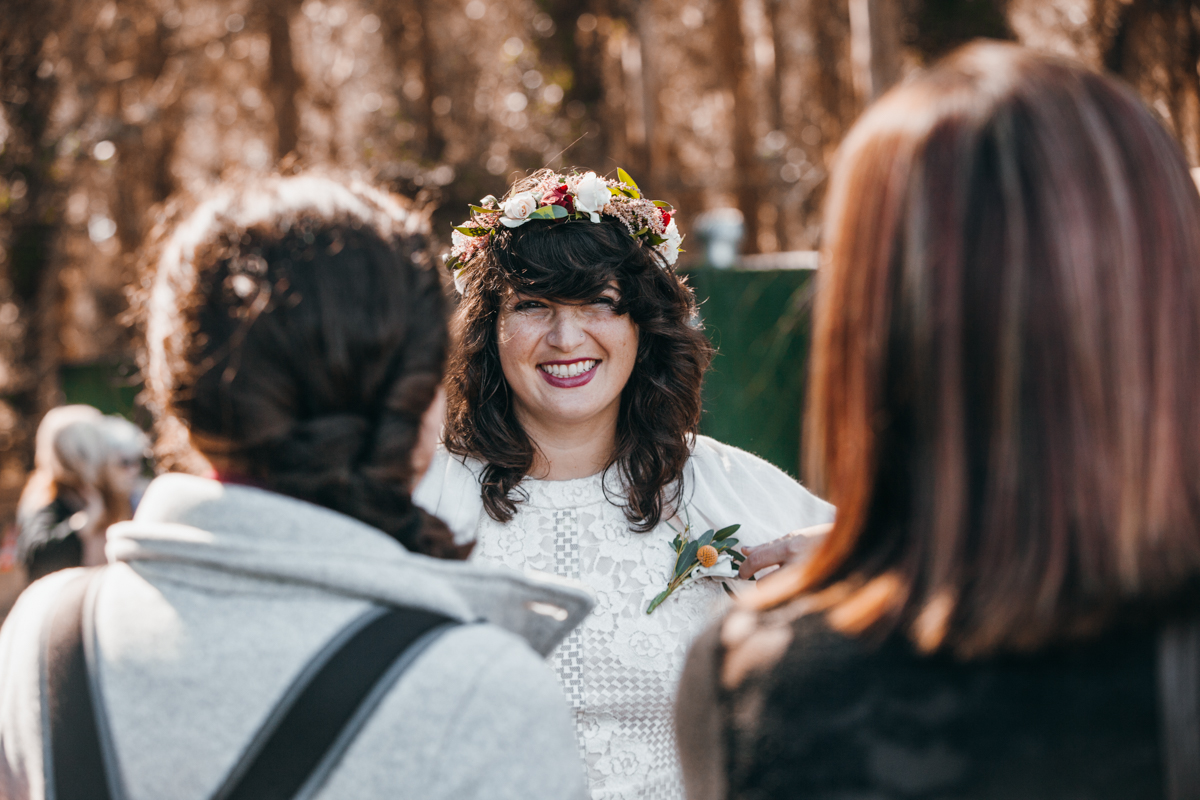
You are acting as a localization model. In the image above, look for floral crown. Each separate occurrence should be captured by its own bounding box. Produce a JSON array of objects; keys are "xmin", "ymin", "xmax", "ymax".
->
[{"xmin": 446, "ymin": 168, "xmax": 683, "ymax": 292}]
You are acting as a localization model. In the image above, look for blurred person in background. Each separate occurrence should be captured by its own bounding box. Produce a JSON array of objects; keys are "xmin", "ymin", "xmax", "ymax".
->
[
  {"xmin": 678, "ymin": 42, "xmax": 1200, "ymax": 799},
  {"xmin": 15, "ymin": 405, "xmax": 147, "ymax": 580},
  {"xmin": 0, "ymin": 174, "xmax": 591, "ymax": 800},
  {"xmin": 416, "ymin": 168, "xmax": 834, "ymax": 799}
]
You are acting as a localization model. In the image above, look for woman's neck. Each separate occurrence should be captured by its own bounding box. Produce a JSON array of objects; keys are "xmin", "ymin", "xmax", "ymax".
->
[{"xmin": 518, "ymin": 404, "xmax": 619, "ymax": 481}]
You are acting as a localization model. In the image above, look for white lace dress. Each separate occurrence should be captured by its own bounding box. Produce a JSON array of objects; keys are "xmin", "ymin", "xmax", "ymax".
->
[{"xmin": 415, "ymin": 435, "xmax": 835, "ymax": 799}]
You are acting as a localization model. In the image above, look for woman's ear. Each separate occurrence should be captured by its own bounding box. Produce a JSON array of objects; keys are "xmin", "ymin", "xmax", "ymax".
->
[{"xmin": 410, "ymin": 385, "xmax": 447, "ymax": 487}]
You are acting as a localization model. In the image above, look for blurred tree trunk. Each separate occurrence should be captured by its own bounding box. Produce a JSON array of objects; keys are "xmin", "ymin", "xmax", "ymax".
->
[
  {"xmin": 267, "ymin": 0, "xmax": 301, "ymax": 159},
  {"xmin": 849, "ymin": 0, "xmax": 903, "ymax": 104},
  {"xmin": 1, "ymin": 4, "xmax": 67, "ymax": 422},
  {"xmin": 413, "ymin": 0, "xmax": 445, "ymax": 162},
  {"xmin": 1098, "ymin": 0, "xmax": 1200, "ymax": 165},
  {"xmin": 539, "ymin": 0, "xmax": 612, "ymax": 168},
  {"xmin": 376, "ymin": 0, "xmax": 445, "ymax": 164},
  {"xmin": 714, "ymin": 0, "xmax": 763, "ymax": 252},
  {"xmin": 764, "ymin": 0, "xmax": 789, "ymax": 250}
]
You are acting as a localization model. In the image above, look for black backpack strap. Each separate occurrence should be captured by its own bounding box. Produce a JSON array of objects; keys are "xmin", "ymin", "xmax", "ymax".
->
[
  {"xmin": 45, "ymin": 569, "xmax": 460, "ymax": 800},
  {"xmin": 44, "ymin": 567, "xmax": 114, "ymax": 800},
  {"xmin": 213, "ymin": 605, "xmax": 459, "ymax": 800},
  {"xmin": 1158, "ymin": 617, "xmax": 1200, "ymax": 800}
]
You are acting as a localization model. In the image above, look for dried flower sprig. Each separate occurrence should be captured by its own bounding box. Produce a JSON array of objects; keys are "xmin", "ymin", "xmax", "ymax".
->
[{"xmin": 646, "ymin": 523, "xmax": 744, "ymax": 614}]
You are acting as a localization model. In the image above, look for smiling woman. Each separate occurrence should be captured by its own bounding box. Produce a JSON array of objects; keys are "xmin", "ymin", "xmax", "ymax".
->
[{"xmin": 415, "ymin": 168, "xmax": 835, "ymax": 800}]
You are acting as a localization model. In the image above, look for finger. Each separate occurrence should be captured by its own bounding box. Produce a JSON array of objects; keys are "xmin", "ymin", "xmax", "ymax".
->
[{"xmin": 738, "ymin": 540, "xmax": 791, "ymax": 579}]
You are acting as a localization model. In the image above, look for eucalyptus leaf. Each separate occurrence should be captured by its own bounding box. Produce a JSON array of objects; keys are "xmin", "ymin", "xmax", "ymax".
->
[
  {"xmin": 730, "ymin": 550, "xmax": 746, "ymax": 563},
  {"xmin": 718, "ymin": 538, "xmax": 739, "ymax": 550},
  {"xmin": 722, "ymin": 582, "xmax": 737, "ymax": 599},
  {"xmin": 646, "ymin": 588, "xmax": 673, "ymax": 615},
  {"xmin": 527, "ymin": 205, "xmax": 568, "ymax": 220},
  {"xmin": 675, "ymin": 540, "xmax": 700, "ymax": 578},
  {"xmin": 713, "ymin": 524, "xmax": 741, "ymax": 541},
  {"xmin": 696, "ymin": 529, "xmax": 716, "ymax": 548}
]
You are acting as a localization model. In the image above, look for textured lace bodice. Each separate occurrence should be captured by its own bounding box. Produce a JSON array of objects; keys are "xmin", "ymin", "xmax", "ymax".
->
[{"xmin": 472, "ymin": 472, "xmax": 732, "ymax": 800}]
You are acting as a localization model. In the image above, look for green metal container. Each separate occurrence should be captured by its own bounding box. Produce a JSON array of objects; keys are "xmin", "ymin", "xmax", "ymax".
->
[{"xmin": 687, "ymin": 266, "xmax": 815, "ymax": 480}]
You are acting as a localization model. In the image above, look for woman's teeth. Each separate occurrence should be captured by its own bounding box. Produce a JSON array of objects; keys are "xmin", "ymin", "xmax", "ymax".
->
[{"xmin": 540, "ymin": 360, "xmax": 597, "ymax": 378}]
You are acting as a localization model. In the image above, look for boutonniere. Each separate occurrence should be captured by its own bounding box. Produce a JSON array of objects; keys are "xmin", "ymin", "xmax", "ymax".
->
[{"xmin": 646, "ymin": 524, "xmax": 744, "ymax": 614}]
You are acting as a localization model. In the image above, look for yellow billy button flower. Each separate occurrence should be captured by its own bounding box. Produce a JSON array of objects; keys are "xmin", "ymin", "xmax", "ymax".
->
[{"xmin": 697, "ymin": 544, "xmax": 719, "ymax": 568}]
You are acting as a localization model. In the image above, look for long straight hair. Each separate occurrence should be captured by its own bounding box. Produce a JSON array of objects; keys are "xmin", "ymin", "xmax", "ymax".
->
[{"xmin": 761, "ymin": 42, "xmax": 1200, "ymax": 657}]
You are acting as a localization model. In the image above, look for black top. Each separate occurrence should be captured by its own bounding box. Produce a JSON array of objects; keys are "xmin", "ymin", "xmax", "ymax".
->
[
  {"xmin": 705, "ymin": 608, "xmax": 1165, "ymax": 800},
  {"xmin": 16, "ymin": 495, "xmax": 85, "ymax": 581}
]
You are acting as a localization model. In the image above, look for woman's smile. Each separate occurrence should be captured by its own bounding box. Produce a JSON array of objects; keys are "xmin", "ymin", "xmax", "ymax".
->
[{"xmin": 538, "ymin": 358, "xmax": 601, "ymax": 387}]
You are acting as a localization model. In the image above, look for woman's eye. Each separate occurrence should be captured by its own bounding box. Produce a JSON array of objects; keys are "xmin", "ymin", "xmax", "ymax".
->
[
  {"xmin": 591, "ymin": 296, "xmax": 617, "ymax": 307},
  {"xmin": 514, "ymin": 300, "xmax": 547, "ymax": 312}
]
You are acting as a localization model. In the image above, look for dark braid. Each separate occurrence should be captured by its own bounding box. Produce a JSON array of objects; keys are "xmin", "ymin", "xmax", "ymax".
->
[{"xmin": 138, "ymin": 175, "xmax": 467, "ymax": 559}]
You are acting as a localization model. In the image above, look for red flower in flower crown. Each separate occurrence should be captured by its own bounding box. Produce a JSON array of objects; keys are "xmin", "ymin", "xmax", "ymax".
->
[
  {"xmin": 660, "ymin": 208, "xmax": 671, "ymax": 226},
  {"xmin": 542, "ymin": 184, "xmax": 576, "ymax": 214}
]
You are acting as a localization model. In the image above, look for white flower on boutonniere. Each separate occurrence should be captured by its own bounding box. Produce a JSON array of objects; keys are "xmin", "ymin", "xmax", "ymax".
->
[
  {"xmin": 657, "ymin": 219, "xmax": 682, "ymax": 266},
  {"xmin": 573, "ymin": 172, "xmax": 610, "ymax": 223},
  {"xmin": 500, "ymin": 192, "xmax": 540, "ymax": 227},
  {"xmin": 693, "ymin": 551, "xmax": 739, "ymax": 578}
]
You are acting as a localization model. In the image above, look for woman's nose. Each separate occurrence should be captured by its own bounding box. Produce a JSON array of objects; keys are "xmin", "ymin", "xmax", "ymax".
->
[{"xmin": 546, "ymin": 307, "xmax": 587, "ymax": 351}]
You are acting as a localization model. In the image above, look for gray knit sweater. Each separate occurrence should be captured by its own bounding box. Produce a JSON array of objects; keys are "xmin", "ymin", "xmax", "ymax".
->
[{"xmin": 0, "ymin": 473, "xmax": 592, "ymax": 800}]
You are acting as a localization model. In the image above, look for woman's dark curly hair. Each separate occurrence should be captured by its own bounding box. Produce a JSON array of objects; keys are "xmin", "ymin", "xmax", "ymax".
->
[
  {"xmin": 136, "ymin": 174, "xmax": 467, "ymax": 559},
  {"xmin": 444, "ymin": 172, "xmax": 713, "ymax": 532}
]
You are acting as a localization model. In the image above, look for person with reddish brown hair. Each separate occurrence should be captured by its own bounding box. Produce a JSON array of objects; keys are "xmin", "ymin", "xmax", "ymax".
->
[{"xmin": 677, "ymin": 42, "xmax": 1200, "ymax": 799}]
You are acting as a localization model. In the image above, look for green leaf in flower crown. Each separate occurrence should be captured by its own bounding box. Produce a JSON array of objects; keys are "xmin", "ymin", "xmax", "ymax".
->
[
  {"xmin": 675, "ymin": 539, "xmax": 700, "ymax": 578},
  {"xmin": 527, "ymin": 205, "xmax": 568, "ymax": 220},
  {"xmin": 646, "ymin": 234, "xmax": 666, "ymax": 247},
  {"xmin": 633, "ymin": 227, "xmax": 649, "ymax": 238},
  {"xmin": 696, "ymin": 529, "xmax": 716, "ymax": 549},
  {"xmin": 652, "ymin": 200, "xmax": 674, "ymax": 210},
  {"xmin": 469, "ymin": 205, "xmax": 499, "ymax": 215},
  {"xmin": 617, "ymin": 168, "xmax": 641, "ymax": 197},
  {"xmin": 454, "ymin": 226, "xmax": 489, "ymax": 237},
  {"xmin": 713, "ymin": 524, "xmax": 741, "ymax": 542}
]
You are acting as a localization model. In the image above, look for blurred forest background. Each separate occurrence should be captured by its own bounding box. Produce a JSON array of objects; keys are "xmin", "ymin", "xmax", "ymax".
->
[{"xmin": 3, "ymin": 0, "xmax": 1200, "ymax": 606}]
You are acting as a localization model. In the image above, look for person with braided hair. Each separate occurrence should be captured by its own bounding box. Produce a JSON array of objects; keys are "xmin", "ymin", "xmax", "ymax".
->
[{"xmin": 0, "ymin": 174, "xmax": 591, "ymax": 800}]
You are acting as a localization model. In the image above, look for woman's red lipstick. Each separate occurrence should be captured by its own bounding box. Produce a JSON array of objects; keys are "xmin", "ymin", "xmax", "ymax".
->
[{"xmin": 538, "ymin": 358, "xmax": 600, "ymax": 388}]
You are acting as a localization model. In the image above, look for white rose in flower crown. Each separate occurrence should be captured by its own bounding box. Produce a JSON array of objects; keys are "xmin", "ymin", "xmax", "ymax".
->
[
  {"xmin": 573, "ymin": 172, "xmax": 610, "ymax": 223},
  {"xmin": 657, "ymin": 218, "xmax": 682, "ymax": 266},
  {"xmin": 453, "ymin": 265, "xmax": 468, "ymax": 295},
  {"xmin": 500, "ymin": 192, "xmax": 540, "ymax": 227}
]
